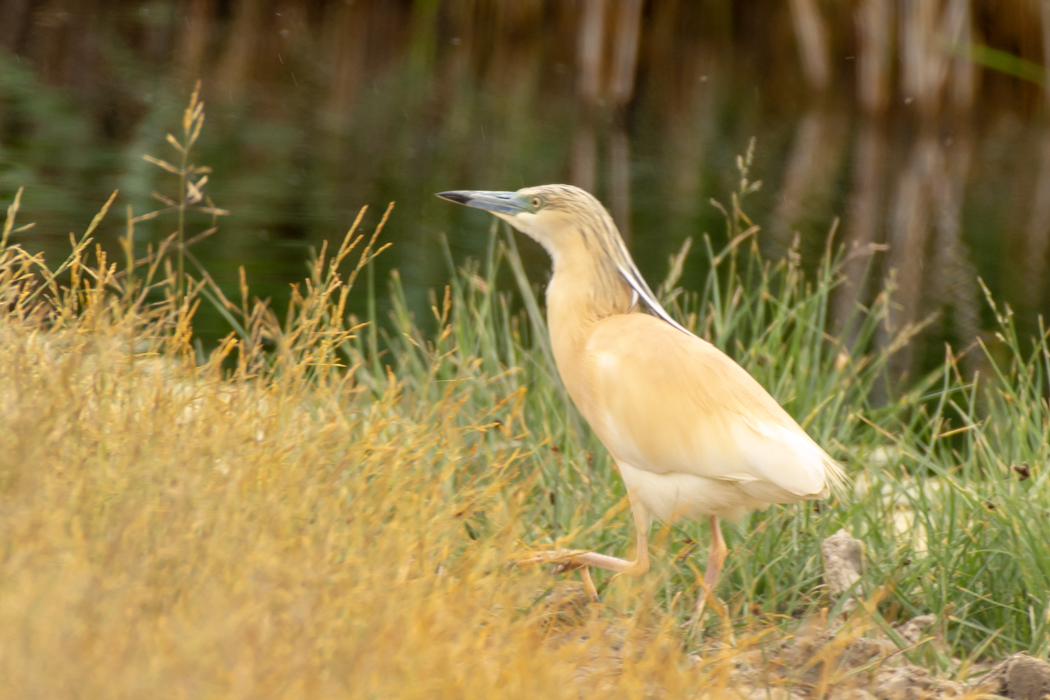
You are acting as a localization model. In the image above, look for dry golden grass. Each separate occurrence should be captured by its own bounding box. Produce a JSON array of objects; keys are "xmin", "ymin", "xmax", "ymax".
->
[
  {"xmin": 0, "ymin": 172, "xmax": 713, "ymax": 697},
  {"xmin": 0, "ymin": 206, "xmax": 733, "ymax": 699}
]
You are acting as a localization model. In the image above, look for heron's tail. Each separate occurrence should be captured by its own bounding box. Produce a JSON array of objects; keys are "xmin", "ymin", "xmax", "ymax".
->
[{"xmin": 821, "ymin": 455, "xmax": 851, "ymax": 499}]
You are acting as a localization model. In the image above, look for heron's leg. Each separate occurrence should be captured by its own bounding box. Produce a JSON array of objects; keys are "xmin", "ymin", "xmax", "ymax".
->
[
  {"xmin": 558, "ymin": 500, "xmax": 651, "ymax": 578},
  {"xmin": 520, "ymin": 500, "xmax": 651, "ymax": 602},
  {"xmin": 578, "ymin": 566, "xmax": 599, "ymax": 602},
  {"xmin": 695, "ymin": 515, "xmax": 728, "ymax": 619}
]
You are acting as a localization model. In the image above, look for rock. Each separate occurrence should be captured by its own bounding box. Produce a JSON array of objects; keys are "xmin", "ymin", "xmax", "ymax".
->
[
  {"xmin": 977, "ymin": 653, "xmax": 1050, "ymax": 700},
  {"xmin": 534, "ymin": 581, "xmax": 592, "ymax": 628},
  {"xmin": 894, "ymin": 614, "xmax": 936, "ymax": 646},
  {"xmin": 837, "ymin": 689, "xmax": 876, "ymax": 700},
  {"xmin": 822, "ymin": 529, "xmax": 864, "ymax": 610},
  {"xmin": 783, "ymin": 628, "xmax": 835, "ymax": 685},
  {"xmin": 781, "ymin": 627, "xmax": 896, "ymax": 688},
  {"xmin": 934, "ymin": 679, "xmax": 964, "ymax": 697},
  {"xmin": 746, "ymin": 688, "xmax": 807, "ymax": 700},
  {"xmin": 874, "ymin": 665, "xmax": 935, "ymax": 700},
  {"xmin": 842, "ymin": 637, "xmax": 893, "ymax": 669},
  {"xmin": 872, "ymin": 665, "xmax": 967, "ymax": 699}
]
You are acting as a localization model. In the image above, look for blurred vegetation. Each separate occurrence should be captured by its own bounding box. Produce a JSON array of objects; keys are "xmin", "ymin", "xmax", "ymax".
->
[{"xmin": 4, "ymin": 0, "xmax": 1050, "ymax": 381}]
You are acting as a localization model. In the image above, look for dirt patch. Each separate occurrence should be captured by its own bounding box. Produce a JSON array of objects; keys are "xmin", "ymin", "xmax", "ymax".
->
[
  {"xmin": 696, "ymin": 620, "xmax": 965, "ymax": 699},
  {"xmin": 536, "ymin": 530, "xmax": 1049, "ymax": 699}
]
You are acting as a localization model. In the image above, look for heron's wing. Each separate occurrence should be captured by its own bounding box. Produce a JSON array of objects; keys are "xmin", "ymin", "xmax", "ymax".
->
[{"xmin": 580, "ymin": 313, "xmax": 843, "ymax": 501}]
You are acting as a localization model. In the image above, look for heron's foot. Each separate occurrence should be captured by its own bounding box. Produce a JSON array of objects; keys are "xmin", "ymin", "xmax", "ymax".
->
[
  {"xmin": 682, "ymin": 586, "xmax": 732, "ymax": 640},
  {"xmin": 684, "ymin": 516, "xmax": 729, "ymax": 634},
  {"xmin": 514, "ymin": 549, "xmax": 601, "ymax": 602},
  {"xmin": 513, "ymin": 548, "xmax": 592, "ymax": 571},
  {"xmin": 682, "ymin": 598, "xmax": 715, "ymax": 632}
]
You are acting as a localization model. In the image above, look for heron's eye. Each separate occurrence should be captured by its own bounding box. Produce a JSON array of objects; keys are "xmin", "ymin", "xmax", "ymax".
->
[{"xmin": 531, "ymin": 196, "xmax": 543, "ymax": 209}]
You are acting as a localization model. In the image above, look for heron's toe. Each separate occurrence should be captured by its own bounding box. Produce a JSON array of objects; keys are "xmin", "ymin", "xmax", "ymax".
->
[
  {"xmin": 513, "ymin": 548, "xmax": 590, "ymax": 569},
  {"xmin": 551, "ymin": 558, "xmax": 585, "ymax": 574}
]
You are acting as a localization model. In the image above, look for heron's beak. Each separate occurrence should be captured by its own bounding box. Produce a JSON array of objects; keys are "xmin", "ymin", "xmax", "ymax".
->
[{"xmin": 435, "ymin": 190, "xmax": 527, "ymax": 216}]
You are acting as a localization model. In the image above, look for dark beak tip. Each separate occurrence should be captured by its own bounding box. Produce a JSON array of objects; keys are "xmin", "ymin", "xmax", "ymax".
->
[
  {"xmin": 435, "ymin": 191, "xmax": 470, "ymax": 204},
  {"xmin": 436, "ymin": 189, "xmax": 523, "ymax": 216}
]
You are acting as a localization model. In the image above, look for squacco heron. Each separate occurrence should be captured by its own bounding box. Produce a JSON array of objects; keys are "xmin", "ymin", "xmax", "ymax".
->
[{"xmin": 437, "ymin": 184, "xmax": 845, "ymax": 616}]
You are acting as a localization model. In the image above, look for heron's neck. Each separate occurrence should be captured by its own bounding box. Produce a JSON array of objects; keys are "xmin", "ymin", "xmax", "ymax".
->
[{"xmin": 545, "ymin": 244, "xmax": 633, "ymax": 392}]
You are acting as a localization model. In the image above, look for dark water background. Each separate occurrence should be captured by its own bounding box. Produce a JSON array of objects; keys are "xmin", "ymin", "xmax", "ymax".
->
[{"xmin": 2, "ymin": 1, "xmax": 1050, "ymax": 380}]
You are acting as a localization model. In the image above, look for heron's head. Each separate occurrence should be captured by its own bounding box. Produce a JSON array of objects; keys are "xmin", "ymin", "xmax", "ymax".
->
[
  {"xmin": 437, "ymin": 183, "xmax": 691, "ymax": 334},
  {"xmin": 436, "ymin": 184, "xmax": 614, "ymax": 261}
]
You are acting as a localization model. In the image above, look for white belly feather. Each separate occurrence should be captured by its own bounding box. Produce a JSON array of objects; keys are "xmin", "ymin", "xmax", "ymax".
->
[{"xmin": 617, "ymin": 461, "xmax": 766, "ymax": 523}]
